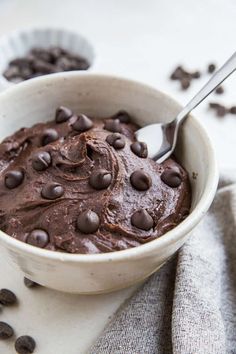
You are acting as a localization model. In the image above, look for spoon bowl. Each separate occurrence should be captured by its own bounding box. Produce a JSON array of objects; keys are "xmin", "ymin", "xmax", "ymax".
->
[{"xmin": 136, "ymin": 51, "xmax": 236, "ymax": 162}]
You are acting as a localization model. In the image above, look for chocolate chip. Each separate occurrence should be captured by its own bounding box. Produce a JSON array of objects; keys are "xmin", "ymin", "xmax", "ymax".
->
[
  {"xmin": 41, "ymin": 183, "xmax": 64, "ymax": 199},
  {"xmin": 9, "ymin": 58, "xmax": 32, "ymax": 68},
  {"xmin": 15, "ymin": 335, "xmax": 36, "ymax": 354},
  {"xmin": 49, "ymin": 46, "xmax": 66, "ymax": 60},
  {"xmin": 0, "ymin": 288, "xmax": 17, "ymax": 306},
  {"xmin": 0, "ymin": 321, "xmax": 14, "ymax": 339},
  {"xmin": 106, "ymin": 133, "xmax": 125, "ymax": 149},
  {"xmin": 26, "ymin": 229, "xmax": 49, "ymax": 248},
  {"xmin": 77, "ymin": 210, "xmax": 100, "ymax": 234},
  {"xmin": 208, "ymin": 63, "xmax": 216, "ymax": 73},
  {"xmin": 24, "ymin": 277, "xmax": 39, "ymax": 288},
  {"xmin": 209, "ymin": 102, "xmax": 221, "ymax": 109},
  {"xmin": 3, "ymin": 65, "xmax": 20, "ymax": 80},
  {"xmin": 161, "ymin": 167, "xmax": 182, "ymax": 188},
  {"xmin": 112, "ymin": 110, "xmax": 131, "ymax": 123},
  {"xmin": 130, "ymin": 170, "xmax": 152, "ymax": 191},
  {"xmin": 32, "ymin": 151, "xmax": 51, "ymax": 171},
  {"xmin": 191, "ymin": 71, "xmax": 201, "ymax": 79},
  {"xmin": 5, "ymin": 170, "xmax": 24, "ymax": 189},
  {"xmin": 170, "ymin": 66, "xmax": 185, "ymax": 80},
  {"xmin": 130, "ymin": 141, "xmax": 148, "ymax": 158},
  {"xmin": 230, "ymin": 106, "xmax": 236, "ymax": 114},
  {"xmin": 215, "ymin": 86, "xmax": 224, "ymax": 94},
  {"xmin": 42, "ymin": 129, "xmax": 59, "ymax": 146},
  {"xmin": 32, "ymin": 60, "xmax": 57, "ymax": 74},
  {"xmin": 181, "ymin": 77, "xmax": 191, "ymax": 90},
  {"xmin": 55, "ymin": 56, "xmax": 73, "ymax": 71},
  {"xmin": 104, "ymin": 119, "xmax": 122, "ymax": 133},
  {"xmin": 55, "ymin": 106, "xmax": 73, "ymax": 123},
  {"xmin": 209, "ymin": 102, "xmax": 228, "ymax": 117},
  {"xmin": 30, "ymin": 48, "xmax": 52, "ymax": 62},
  {"xmin": 72, "ymin": 114, "xmax": 93, "ymax": 132},
  {"xmin": 76, "ymin": 59, "xmax": 90, "ymax": 70},
  {"xmin": 216, "ymin": 105, "xmax": 227, "ymax": 117},
  {"xmin": 131, "ymin": 210, "xmax": 153, "ymax": 231},
  {"xmin": 89, "ymin": 169, "xmax": 112, "ymax": 190}
]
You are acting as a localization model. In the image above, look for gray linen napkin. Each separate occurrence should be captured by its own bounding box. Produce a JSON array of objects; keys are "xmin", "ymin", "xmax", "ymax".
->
[{"xmin": 89, "ymin": 172, "xmax": 236, "ymax": 354}]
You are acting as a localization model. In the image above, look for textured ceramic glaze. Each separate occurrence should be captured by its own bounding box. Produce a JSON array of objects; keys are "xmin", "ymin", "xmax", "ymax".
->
[{"xmin": 0, "ymin": 73, "xmax": 218, "ymax": 293}]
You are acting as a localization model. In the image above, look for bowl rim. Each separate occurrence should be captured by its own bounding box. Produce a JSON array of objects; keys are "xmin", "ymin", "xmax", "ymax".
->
[
  {"xmin": 0, "ymin": 72, "xmax": 219, "ymax": 263},
  {"xmin": 0, "ymin": 26, "xmax": 95, "ymax": 90}
]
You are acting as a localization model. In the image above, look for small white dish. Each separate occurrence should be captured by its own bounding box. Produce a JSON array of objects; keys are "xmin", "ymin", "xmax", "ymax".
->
[
  {"xmin": 0, "ymin": 72, "xmax": 218, "ymax": 294},
  {"xmin": 0, "ymin": 27, "xmax": 95, "ymax": 91}
]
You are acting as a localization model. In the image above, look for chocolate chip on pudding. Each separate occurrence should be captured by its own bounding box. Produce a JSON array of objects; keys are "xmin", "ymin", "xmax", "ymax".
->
[
  {"xmin": 72, "ymin": 114, "xmax": 93, "ymax": 132},
  {"xmin": 0, "ymin": 107, "xmax": 191, "ymax": 254},
  {"xmin": 89, "ymin": 169, "xmax": 112, "ymax": 190},
  {"xmin": 55, "ymin": 106, "xmax": 73, "ymax": 123},
  {"xmin": 4, "ymin": 170, "xmax": 24, "ymax": 189},
  {"xmin": 32, "ymin": 151, "xmax": 51, "ymax": 171},
  {"xmin": 106, "ymin": 133, "xmax": 125, "ymax": 149}
]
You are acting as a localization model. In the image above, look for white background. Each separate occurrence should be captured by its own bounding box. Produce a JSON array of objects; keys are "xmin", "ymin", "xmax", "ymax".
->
[{"xmin": 0, "ymin": 0, "xmax": 235, "ymax": 353}]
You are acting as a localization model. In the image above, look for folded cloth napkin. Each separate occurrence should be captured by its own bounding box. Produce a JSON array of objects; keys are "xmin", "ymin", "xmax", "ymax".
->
[{"xmin": 89, "ymin": 172, "xmax": 236, "ymax": 354}]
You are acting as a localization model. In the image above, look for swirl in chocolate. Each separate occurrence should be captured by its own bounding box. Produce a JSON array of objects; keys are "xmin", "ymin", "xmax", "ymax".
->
[{"xmin": 0, "ymin": 109, "xmax": 191, "ymax": 254}]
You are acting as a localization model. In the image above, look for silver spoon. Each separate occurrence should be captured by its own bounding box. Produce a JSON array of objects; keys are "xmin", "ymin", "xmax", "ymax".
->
[{"xmin": 136, "ymin": 52, "xmax": 236, "ymax": 162}]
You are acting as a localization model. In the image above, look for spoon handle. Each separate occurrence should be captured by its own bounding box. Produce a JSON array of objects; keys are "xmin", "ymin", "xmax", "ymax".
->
[{"xmin": 176, "ymin": 51, "xmax": 236, "ymax": 123}]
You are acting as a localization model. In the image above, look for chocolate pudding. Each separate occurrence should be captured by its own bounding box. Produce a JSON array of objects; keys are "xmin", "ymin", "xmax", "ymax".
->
[{"xmin": 0, "ymin": 108, "xmax": 191, "ymax": 254}]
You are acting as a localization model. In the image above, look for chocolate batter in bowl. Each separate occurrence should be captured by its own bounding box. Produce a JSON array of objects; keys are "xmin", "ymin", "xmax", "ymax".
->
[
  {"xmin": 0, "ymin": 109, "xmax": 191, "ymax": 254},
  {"xmin": 0, "ymin": 73, "xmax": 218, "ymax": 293}
]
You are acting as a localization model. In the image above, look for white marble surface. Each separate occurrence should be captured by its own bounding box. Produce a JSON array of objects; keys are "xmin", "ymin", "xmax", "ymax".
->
[{"xmin": 0, "ymin": 0, "xmax": 235, "ymax": 353}]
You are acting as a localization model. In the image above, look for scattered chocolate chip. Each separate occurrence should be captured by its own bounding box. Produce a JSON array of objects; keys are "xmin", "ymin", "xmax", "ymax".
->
[
  {"xmin": 161, "ymin": 167, "xmax": 182, "ymax": 188},
  {"xmin": 0, "ymin": 288, "xmax": 17, "ymax": 306},
  {"xmin": 209, "ymin": 102, "xmax": 221, "ymax": 109},
  {"xmin": 77, "ymin": 210, "xmax": 100, "ymax": 234},
  {"xmin": 215, "ymin": 86, "xmax": 224, "ymax": 94},
  {"xmin": 130, "ymin": 170, "xmax": 152, "ymax": 191},
  {"xmin": 89, "ymin": 169, "xmax": 112, "ymax": 190},
  {"xmin": 130, "ymin": 141, "xmax": 148, "ymax": 158},
  {"xmin": 170, "ymin": 66, "xmax": 185, "ymax": 80},
  {"xmin": 191, "ymin": 71, "xmax": 201, "ymax": 79},
  {"xmin": 72, "ymin": 114, "xmax": 93, "ymax": 132},
  {"xmin": 41, "ymin": 182, "xmax": 64, "ymax": 199},
  {"xmin": 209, "ymin": 102, "xmax": 228, "ymax": 117},
  {"xmin": 24, "ymin": 277, "xmax": 39, "ymax": 288},
  {"xmin": 41, "ymin": 129, "xmax": 59, "ymax": 146},
  {"xmin": 32, "ymin": 151, "xmax": 51, "ymax": 171},
  {"xmin": 112, "ymin": 110, "xmax": 131, "ymax": 123},
  {"xmin": 55, "ymin": 106, "xmax": 73, "ymax": 123},
  {"xmin": 104, "ymin": 119, "xmax": 122, "ymax": 133},
  {"xmin": 106, "ymin": 133, "xmax": 125, "ymax": 149},
  {"xmin": 0, "ymin": 321, "xmax": 14, "ymax": 339},
  {"xmin": 4, "ymin": 170, "xmax": 24, "ymax": 189},
  {"xmin": 15, "ymin": 335, "xmax": 36, "ymax": 354},
  {"xmin": 208, "ymin": 63, "xmax": 216, "ymax": 73},
  {"xmin": 216, "ymin": 105, "xmax": 227, "ymax": 117},
  {"xmin": 230, "ymin": 106, "xmax": 236, "ymax": 114},
  {"xmin": 180, "ymin": 77, "xmax": 191, "ymax": 90},
  {"xmin": 26, "ymin": 229, "xmax": 49, "ymax": 248},
  {"xmin": 131, "ymin": 209, "xmax": 153, "ymax": 231}
]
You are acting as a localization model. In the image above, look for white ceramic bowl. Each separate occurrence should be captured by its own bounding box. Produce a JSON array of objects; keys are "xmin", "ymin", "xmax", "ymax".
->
[
  {"xmin": 0, "ymin": 73, "xmax": 218, "ymax": 294},
  {"xmin": 0, "ymin": 27, "xmax": 95, "ymax": 91}
]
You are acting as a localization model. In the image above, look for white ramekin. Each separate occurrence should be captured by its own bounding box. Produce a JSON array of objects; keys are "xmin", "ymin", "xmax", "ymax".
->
[
  {"xmin": 0, "ymin": 73, "xmax": 218, "ymax": 294},
  {"xmin": 0, "ymin": 27, "xmax": 95, "ymax": 91}
]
